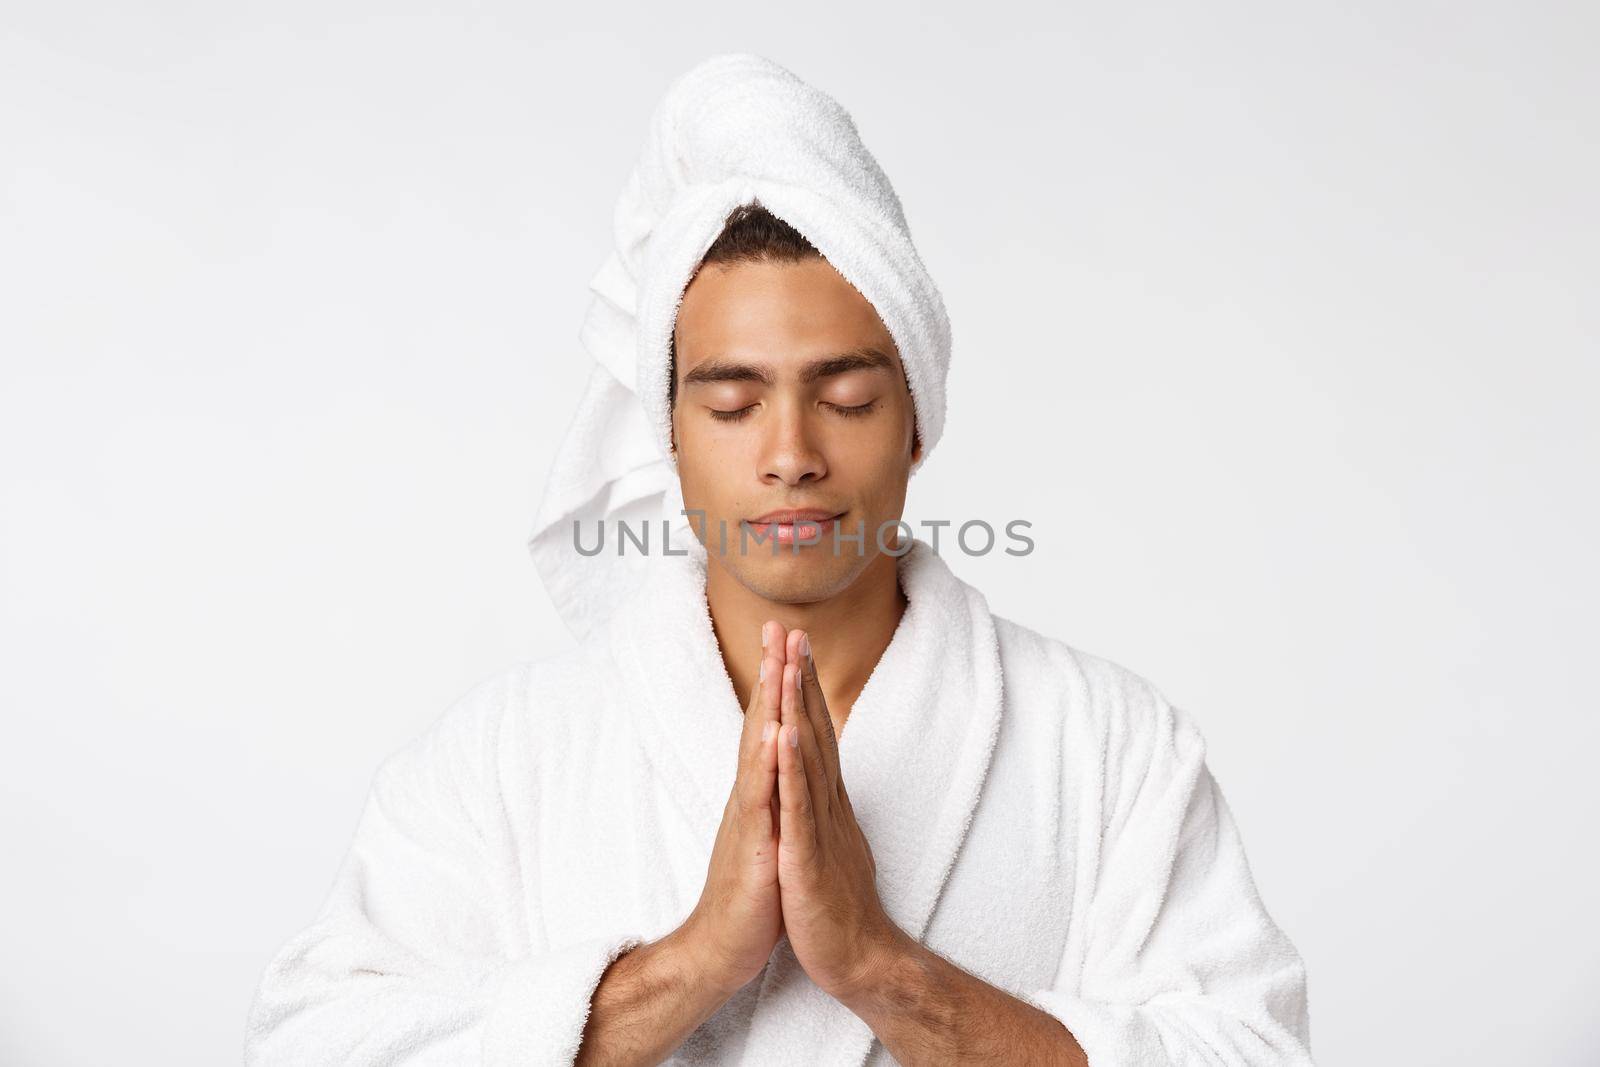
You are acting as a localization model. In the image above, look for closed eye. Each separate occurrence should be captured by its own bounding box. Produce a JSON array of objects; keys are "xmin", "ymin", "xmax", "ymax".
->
[{"xmin": 706, "ymin": 401, "xmax": 879, "ymax": 423}]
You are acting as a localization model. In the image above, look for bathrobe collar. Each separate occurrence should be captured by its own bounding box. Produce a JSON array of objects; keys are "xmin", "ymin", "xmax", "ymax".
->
[{"xmin": 606, "ymin": 534, "xmax": 1005, "ymax": 1066}]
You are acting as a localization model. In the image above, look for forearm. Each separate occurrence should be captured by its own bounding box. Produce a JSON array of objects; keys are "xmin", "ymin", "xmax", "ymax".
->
[
  {"xmin": 575, "ymin": 924, "xmax": 737, "ymax": 1067},
  {"xmin": 837, "ymin": 928, "xmax": 1089, "ymax": 1067}
]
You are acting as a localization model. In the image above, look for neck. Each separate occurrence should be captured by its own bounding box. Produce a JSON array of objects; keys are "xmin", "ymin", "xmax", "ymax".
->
[{"xmin": 704, "ymin": 549, "xmax": 909, "ymax": 739}]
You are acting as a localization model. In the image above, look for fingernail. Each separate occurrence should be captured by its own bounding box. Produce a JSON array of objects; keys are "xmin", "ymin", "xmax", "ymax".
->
[
  {"xmin": 760, "ymin": 660, "xmax": 766, "ymax": 681},
  {"xmin": 762, "ymin": 626, "xmax": 768, "ymax": 649},
  {"xmin": 799, "ymin": 633, "xmax": 810, "ymax": 658},
  {"xmin": 763, "ymin": 720, "xmax": 776, "ymax": 743},
  {"xmin": 788, "ymin": 725, "xmax": 799, "ymax": 748}
]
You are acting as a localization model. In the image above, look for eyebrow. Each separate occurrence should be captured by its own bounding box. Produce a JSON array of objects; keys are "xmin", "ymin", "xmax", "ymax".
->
[{"xmin": 679, "ymin": 346, "xmax": 898, "ymax": 389}]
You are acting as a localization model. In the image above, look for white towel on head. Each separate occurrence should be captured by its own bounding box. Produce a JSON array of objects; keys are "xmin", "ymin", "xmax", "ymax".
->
[{"xmin": 527, "ymin": 52, "xmax": 953, "ymax": 641}]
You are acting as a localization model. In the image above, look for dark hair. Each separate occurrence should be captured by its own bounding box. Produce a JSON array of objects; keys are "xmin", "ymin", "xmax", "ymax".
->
[
  {"xmin": 667, "ymin": 202, "xmax": 821, "ymax": 415},
  {"xmin": 699, "ymin": 201, "xmax": 821, "ymax": 267}
]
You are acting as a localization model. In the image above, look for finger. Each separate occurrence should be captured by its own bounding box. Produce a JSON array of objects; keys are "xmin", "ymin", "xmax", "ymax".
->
[
  {"xmin": 750, "ymin": 620, "xmax": 780, "ymax": 713},
  {"xmin": 783, "ymin": 653, "xmax": 830, "ymax": 829},
  {"xmin": 754, "ymin": 715, "xmax": 780, "ymax": 844},
  {"xmin": 741, "ymin": 623, "xmax": 782, "ymax": 818},
  {"xmin": 777, "ymin": 662, "xmax": 818, "ymax": 862},
  {"xmin": 790, "ymin": 629, "xmax": 841, "ymax": 801},
  {"xmin": 761, "ymin": 621, "xmax": 786, "ymax": 840},
  {"xmin": 763, "ymin": 621, "xmax": 786, "ymax": 717},
  {"xmin": 740, "ymin": 629, "xmax": 768, "ymax": 760},
  {"xmin": 765, "ymin": 714, "xmax": 783, "ymax": 849}
]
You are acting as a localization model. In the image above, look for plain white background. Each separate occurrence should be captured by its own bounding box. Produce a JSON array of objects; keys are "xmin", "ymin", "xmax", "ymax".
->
[{"xmin": 3, "ymin": 3, "xmax": 1595, "ymax": 1063}]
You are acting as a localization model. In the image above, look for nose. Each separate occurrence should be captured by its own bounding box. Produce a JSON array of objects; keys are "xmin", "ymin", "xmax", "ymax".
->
[{"xmin": 760, "ymin": 395, "xmax": 826, "ymax": 486}]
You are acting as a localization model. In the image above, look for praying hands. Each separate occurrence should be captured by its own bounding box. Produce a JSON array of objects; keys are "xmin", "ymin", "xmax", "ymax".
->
[
  {"xmin": 680, "ymin": 620, "xmax": 1087, "ymax": 1066},
  {"xmin": 770, "ymin": 625, "xmax": 901, "ymax": 1002},
  {"xmin": 762, "ymin": 623, "xmax": 1091, "ymax": 1067}
]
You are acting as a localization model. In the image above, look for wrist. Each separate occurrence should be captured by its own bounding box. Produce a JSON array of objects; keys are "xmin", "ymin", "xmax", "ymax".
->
[
  {"xmin": 671, "ymin": 915, "xmax": 749, "ymax": 999},
  {"xmin": 834, "ymin": 920, "xmax": 914, "ymax": 1009}
]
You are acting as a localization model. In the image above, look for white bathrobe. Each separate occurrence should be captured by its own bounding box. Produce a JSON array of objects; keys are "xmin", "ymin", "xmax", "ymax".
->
[{"xmin": 244, "ymin": 537, "xmax": 1314, "ymax": 1065}]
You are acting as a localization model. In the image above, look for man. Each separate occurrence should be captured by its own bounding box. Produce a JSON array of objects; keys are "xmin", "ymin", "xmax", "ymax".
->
[{"xmin": 246, "ymin": 55, "xmax": 1312, "ymax": 1066}]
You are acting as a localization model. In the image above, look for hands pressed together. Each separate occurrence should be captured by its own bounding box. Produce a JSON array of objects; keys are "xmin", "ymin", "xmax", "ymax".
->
[
  {"xmin": 687, "ymin": 621, "xmax": 904, "ymax": 1003},
  {"xmin": 660, "ymin": 623, "xmax": 1091, "ymax": 1067}
]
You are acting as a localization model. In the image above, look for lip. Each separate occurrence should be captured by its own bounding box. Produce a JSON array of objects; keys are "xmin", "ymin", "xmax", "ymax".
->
[
  {"xmin": 745, "ymin": 509, "xmax": 846, "ymax": 548},
  {"xmin": 747, "ymin": 508, "xmax": 844, "ymax": 525}
]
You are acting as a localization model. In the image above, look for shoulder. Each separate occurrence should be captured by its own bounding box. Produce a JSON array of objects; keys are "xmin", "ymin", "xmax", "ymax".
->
[
  {"xmin": 991, "ymin": 612, "xmax": 1209, "ymax": 777},
  {"xmin": 370, "ymin": 647, "xmax": 600, "ymax": 792},
  {"xmin": 366, "ymin": 661, "xmax": 529, "ymax": 793}
]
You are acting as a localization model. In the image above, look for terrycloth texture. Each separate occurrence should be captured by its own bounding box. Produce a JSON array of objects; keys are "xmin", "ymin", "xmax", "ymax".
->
[
  {"xmin": 244, "ymin": 538, "xmax": 1314, "ymax": 1065},
  {"xmin": 527, "ymin": 52, "xmax": 952, "ymax": 642}
]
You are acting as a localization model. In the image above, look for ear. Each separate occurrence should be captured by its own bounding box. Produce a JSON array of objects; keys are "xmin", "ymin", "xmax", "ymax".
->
[
  {"xmin": 668, "ymin": 355, "xmax": 679, "ymax": 456},
  {"xmin": 909, "ymin": 422, "xmax": 923, "ymax": 465}
]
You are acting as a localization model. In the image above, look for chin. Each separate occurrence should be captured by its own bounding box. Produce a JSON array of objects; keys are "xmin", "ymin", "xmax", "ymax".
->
[{"xmin": 723, "ymin": 549, "xmax": 857, "ymax": 604}]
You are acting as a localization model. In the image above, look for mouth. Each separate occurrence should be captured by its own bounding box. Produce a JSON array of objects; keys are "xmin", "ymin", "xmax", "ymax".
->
[{"xmin": 744, "ymin": 509, "xmax": 846, "ymax": 546}]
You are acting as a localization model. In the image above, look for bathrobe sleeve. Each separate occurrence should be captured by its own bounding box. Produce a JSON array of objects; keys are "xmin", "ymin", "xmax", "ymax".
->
[
  {"xmin": 244, "ymin": 670, "xmax": 646, "ymax": 1066},
  {"xmin": 1019, "ymin": 674, "xmax": 1314, "ymax": 1066}
]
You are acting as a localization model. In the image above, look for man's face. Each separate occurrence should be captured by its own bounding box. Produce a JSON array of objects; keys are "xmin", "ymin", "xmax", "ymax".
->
[{"xmin": 671, "ymin": 255, "xmax": 922, "ymax": 603}]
